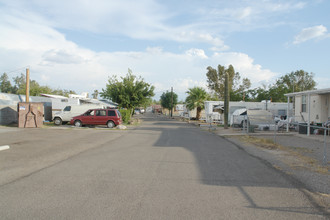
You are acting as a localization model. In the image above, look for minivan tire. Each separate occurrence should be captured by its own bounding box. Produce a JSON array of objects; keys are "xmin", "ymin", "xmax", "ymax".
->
[
  {"xmin": 107, "ymin": 121, "xmax": 115, "ymax": 128},
  {"xmin": 74, "ymin": 120, "xmax": 82, "ymax": 127}
]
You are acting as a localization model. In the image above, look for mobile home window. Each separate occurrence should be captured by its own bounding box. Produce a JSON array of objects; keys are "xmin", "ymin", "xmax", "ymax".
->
[{"xmin": 301, "ymin": 95, "xmax": 306, "ymax": 112}]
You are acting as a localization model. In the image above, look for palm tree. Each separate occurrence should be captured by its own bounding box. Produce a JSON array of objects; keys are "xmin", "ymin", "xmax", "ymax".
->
[{"xmin": 185, "ymin": 87, "xmax": 209, "ymax": 120}]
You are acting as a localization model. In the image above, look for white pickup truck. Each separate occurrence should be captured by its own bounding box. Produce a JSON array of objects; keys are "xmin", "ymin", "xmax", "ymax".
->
[{"xmin": 53, "ymin": 105, "xmax": 105, "ymax": 125}]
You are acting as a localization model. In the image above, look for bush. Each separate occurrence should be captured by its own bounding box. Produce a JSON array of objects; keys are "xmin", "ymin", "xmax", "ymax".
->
[{"xmin": 119, "ymin": 109, "xmax": 131, "ymax": 124}]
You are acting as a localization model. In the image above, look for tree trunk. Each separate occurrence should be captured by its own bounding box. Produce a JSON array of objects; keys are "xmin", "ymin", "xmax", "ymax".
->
[{"xmin": 196, "ymin": 107, "xmax": 201, "ymax": 121}]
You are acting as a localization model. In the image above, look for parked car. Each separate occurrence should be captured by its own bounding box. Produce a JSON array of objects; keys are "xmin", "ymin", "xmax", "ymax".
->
[
  {"xmin": 53, "ymin": 105, "xmax": 105, "ymax": 125},
  {"xmin": 134, "ymin": 108, "xmax": 141, "ymax": 115},
  {"xmin": 70, "ymin": 108, "xmax": 122, "ymax": 128}
]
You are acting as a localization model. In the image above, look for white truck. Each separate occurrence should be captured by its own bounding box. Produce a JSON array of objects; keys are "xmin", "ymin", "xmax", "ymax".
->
[{"xmin": 53, "ymin": 105, "xmax": 105, "ymax": 125}]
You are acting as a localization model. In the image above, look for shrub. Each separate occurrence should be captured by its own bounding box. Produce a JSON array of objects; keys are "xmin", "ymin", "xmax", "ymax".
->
[{"xmin": 119, "ymin": 109, "xmax": 131, "ymax": 124}]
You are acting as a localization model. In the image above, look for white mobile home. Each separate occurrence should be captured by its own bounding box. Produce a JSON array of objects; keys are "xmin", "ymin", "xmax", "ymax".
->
[
  {"xmin": 204, "ymin": 100, "xmax": 293, "ymax": 123},
  {"xmin": 285, "ymin": 88, "xmax": 330, "ymax": 125}
]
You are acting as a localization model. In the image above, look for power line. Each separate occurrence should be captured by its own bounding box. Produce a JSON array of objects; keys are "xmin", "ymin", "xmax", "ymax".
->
[{"xmin": 2, "ymin": 66, "xmax": 30, "ymax": 75}]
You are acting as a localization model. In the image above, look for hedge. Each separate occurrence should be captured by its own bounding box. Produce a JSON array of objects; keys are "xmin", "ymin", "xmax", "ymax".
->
[{"xmin": 119, "ymin": 109, "xmax": 131, "ymax": 124}]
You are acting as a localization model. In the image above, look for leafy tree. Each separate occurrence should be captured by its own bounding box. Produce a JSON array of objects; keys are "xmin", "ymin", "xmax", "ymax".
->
[
  {"xmin": 160, "ymin": 91, "xmax": 178, "ymax": 111},
  {"xmin": 152, "ymin": 99, "xmax": 161, "ymax": 105},
  {"xmin": 249, "ymin": 70, "xmax": 317, "ymax": 102},
  {"xmin": 30, "ymin": 81, "xmax": 53, "ymax": 96},
  {"xmin": 275, "ymin": 70, "xmax": 316, "ymax": 94},
  {"xmin": 101, "ymin": 69, "xmax": 155, "ymax": 115},
  {"xmin": 185, "ymin": 87, "xmax": 209, "ymax": 120},
  {"xmin": 52, "ymin": 89, "xmax": 76, "ymax": 97},
  {"xmin": 11, "ymin": 73, "xmax": 59, "ymax": 96},
  {"xmin": 0, "ymin": 73, "xmax": 13, "ymax": 93},
  {"xmin": 142, "ymin": 97, "xmax": 153, "ymax": 110},
  {"xmin": 12, "ymin": 73, "xmax": 26, "ymax": 94},
  {"xmin": 1, "ymin": 73, "xmax": 76, "ymax": 97},
  {"xmin": 206, "ymin": 64, "xmax": 251, "ymax": 100}
]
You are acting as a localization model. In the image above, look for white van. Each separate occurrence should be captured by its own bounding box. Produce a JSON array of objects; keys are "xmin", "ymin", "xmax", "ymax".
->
[{"xmin": 53, "ymin": 105, "xmax": 105, "ymax": 125}]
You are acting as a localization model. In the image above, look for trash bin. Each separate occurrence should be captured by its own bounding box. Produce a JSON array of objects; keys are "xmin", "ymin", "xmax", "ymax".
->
[
  {"xmin": 248, "ymin": 125, "xmax": 256, "ymax": 133},
  {"xmin": 298, "ymin": 123, "xmax": 307, "ymax": 134},
  {"xmin": 18, "ymin": 102, "xmax": 44, "ymax": 128},
  {"xmin": 298, "ymin": 123, "xmax": 315, "ymax": 134}
]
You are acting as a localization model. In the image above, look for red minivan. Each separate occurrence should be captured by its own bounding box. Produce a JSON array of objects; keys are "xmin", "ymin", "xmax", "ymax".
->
[{"xmin": 70, "ymin": 108, "xmax": 122, "ymax": 128}]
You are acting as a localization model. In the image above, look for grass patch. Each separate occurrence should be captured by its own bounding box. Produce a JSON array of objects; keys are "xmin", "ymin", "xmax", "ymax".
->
[
  {"xmin": 43, "ymin": 121, "xmax": 55, "ymax": 127},
  {"xmin": 238, "ymin": 135, "xmax": 282, "ymax": 150}
]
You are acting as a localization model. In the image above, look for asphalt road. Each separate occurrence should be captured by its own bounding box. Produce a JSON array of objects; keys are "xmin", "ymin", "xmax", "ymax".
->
[{"xmin": 0, "ymin": 114, "xmax": 327, "ymax": 219}]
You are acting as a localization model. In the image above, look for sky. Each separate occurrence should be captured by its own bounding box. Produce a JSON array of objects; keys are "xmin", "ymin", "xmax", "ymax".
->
[{"xmin": 0, "ymin": 0, "xmax": 329, "ymax": 101}]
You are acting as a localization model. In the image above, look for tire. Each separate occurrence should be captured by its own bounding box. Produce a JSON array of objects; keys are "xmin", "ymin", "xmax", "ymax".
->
[
  {"xmin": 107, "ymin": 121, "xmax": 115, "ymax": 128},
  {"xmin": 74, "ymin": 120, "xmax": 82, "ymax": 127},
  {"xmin": 54, "ymin": 117, "xmax": 62, "ymax": 126}
]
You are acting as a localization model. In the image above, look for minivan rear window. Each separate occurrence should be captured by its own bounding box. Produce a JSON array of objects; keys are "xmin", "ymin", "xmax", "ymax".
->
[{"xmin": 108, "ymin": 110, "xmax": 116, "ymax": 117}]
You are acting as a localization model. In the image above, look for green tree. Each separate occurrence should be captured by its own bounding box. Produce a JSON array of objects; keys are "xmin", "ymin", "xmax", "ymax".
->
[
  {"xmin": 142, "ymin": 97, "xmax": 153, "ymax": 110},
  {"xmin": 206, "ymin": 64, "xmax": 251, "ymax": 100},
  {"xmin": 250, "ymin": 70, "xmax": 317, "ymax": 102},
  {"xmin": 160, "ymin": 91, "xmax": 178, "ymax": 112},
  {"xmin": 52, "ymin": 89, "xmax": 76, "ymax": 97},
  {"xmin": 278, "ymin": 70, "xmax": 316, "ymax": 93},
  {"xmin": 101, "ymin": 69, "xmax": 155, "ymax": 115},
  {"xmin": 1, "ymin": 73, "xmax": 76, "ymax": 96},
  {"xmin": 185, "ymin": 87, "xmax": 209, "ymax": 120},
  {"xmin": 0, "ymin": 73, "xmax": 13, "ymax": 93},
  {"xmin": 12, "ymin": 74, "xmax": 56, "ymax": 96},
  {"xmin": 12, "ymin": 73, "xmax": 26, "ymax": 94},
  {"xmin": 30, "ymin": 81, "xmax": 53, "ymax": 96}
]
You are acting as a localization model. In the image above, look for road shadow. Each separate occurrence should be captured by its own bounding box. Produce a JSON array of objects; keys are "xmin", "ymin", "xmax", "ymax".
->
[{"xmin": 136, "ymin": 114, "xmax": 327, "ymax": 217}]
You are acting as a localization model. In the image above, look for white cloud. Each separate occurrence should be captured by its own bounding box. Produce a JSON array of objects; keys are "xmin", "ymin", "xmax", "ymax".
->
[
  {"xmin": 267, "ymin": 2, "xmax": 306, "ymax": 12},
  {"xmin": 195, "ymin": 1, "xmax": 308, "ymax": 34},
  {"xmin": 211, "ymin": 52, "xmax": 277, "ymax": 87},
  {"xmin": 0, "ymin": 0, "xmax": 231, "ymax": 49},
  {"xmin": 293, "ymin": 25, "xmax": 329, "ymax": 44},
  {"xmin": 0, "ymin": 15, "xmax": 278, "ymax": 100},
  {"xmin": 41, "ymin": 49, "xmax": 87, "ymax": 65},
  {"xmin": 0, "ymin": 0, "xmax": 296, "ymax": 100},
  {"xmin": 185, "ymin": 49, "xmax": 208, "ymax": 59}
]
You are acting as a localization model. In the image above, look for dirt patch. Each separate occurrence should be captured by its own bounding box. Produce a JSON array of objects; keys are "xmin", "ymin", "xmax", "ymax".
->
[{"xmin": 236, "ymin": 135, "xmax": 329, "ymax": 175}]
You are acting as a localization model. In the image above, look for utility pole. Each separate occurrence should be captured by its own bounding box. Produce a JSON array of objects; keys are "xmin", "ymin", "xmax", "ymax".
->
[
  {"xmin": 26, "ymin": 68, "xmax": 30, "ymax": 102},
  {"xmin": 224, "ymin": 72, "xmax": 229, "ymax": 129},
  {"xmin": 171, "ymin": 87, "xmax": 173, "ymax": 117}
]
